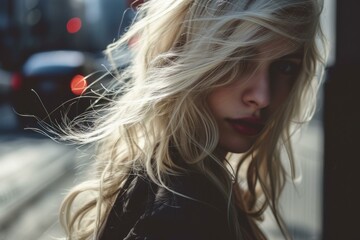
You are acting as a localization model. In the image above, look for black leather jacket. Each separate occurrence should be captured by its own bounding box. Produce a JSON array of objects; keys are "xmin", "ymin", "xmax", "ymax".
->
[{"xmin": 100, "ymin": 172, "xmax": 237, "ymax": 240}]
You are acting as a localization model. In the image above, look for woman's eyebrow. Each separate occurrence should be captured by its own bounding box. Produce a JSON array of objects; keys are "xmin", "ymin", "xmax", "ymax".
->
[{"xmin": 281, "ymin": 52, "xmax": 303, "ymax": 60}]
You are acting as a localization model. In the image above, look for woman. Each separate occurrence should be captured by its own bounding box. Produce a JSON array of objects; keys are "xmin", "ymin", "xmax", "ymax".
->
[{"xmin": 58, "ymin": 0, "xmax": 327, "ymax": 239}]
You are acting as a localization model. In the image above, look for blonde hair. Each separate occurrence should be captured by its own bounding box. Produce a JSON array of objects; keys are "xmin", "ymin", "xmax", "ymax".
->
[{"xmin": 58, "ymin": 0, "xmax": 326, "ymax": 239}]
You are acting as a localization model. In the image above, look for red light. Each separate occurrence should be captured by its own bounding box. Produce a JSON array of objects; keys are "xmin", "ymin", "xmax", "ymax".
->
[
  {"xmin": 66, "ymin": 17, "xmax": 82, "ymax": 34},
  {"xmin": 11, "ymin": 73, "xmax": 22, "ymax": 90},
  {"xmin": 70, "ymin": 75, "xmax": 87, "ymax": 95}
]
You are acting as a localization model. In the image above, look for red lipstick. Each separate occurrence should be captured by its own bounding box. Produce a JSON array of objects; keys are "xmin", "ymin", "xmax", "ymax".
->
[{"xmin": 227, "ymin": 117, "xmax": 265, "ymax": 136}]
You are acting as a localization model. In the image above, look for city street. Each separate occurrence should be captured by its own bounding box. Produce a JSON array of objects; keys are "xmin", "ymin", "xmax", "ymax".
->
[
  {"xmin": 0, "ymin": 0, "xmax": 335, "ymax": 239},
  {"xmin": 262, "ymin": 120, "xmax": 323, "ymax": 240},
  {"xmin": 0, "ymin": 102, "xmax": 88, "ymax": 240},
  {"xmin": 0, "ymin": 134, "xmax": 72, "ymax": 240}
]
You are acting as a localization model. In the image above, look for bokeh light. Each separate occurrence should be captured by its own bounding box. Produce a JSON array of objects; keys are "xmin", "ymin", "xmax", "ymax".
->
[
  {"xmin": 66, "ymin": 17, "xmax": 82, "ymax": 34},
  {"xmin": 70, "ymin": 74, "xmax": 87, "ymax": 95}
]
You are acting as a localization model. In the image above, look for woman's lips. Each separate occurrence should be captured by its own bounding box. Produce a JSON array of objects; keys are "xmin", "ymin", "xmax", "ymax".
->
[{"xmin": 227, "ymin": 117, "xmax": 265, "ymax": 136}]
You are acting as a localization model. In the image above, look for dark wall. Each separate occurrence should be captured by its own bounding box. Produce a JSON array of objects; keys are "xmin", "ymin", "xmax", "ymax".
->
[{"xmin": 323, "ymin": 1, "xmax": 360, "ymax": 239}]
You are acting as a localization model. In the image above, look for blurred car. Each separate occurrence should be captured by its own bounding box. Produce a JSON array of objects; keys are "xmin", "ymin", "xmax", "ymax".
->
[{"xmin": 11, "ymin": 50, "xmax": 109, "ymax": 127}]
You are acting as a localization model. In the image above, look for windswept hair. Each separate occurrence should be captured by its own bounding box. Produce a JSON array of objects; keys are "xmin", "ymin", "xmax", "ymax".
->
[{"xmin": 58, "ymin": 0, "xmax": 326, "ymax": 239}]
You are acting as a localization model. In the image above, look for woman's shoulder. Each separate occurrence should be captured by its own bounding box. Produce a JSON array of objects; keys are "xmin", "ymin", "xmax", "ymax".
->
[
  {"xmin": 100, "ymin": 172, "xmax": 234, "ymax": 240},
  {"xmin": 126, "ymin": 171, "xmax": 229, "ymax": 220}
]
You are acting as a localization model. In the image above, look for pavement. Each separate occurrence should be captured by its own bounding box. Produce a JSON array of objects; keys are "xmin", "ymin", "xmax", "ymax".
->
[
  {"xmin": 261, "ymin": 120, "xmax": 323, "ymax": 239},
  {"xmin": 0, "ymin": 134, "xmax": 79, "ymax": 240}
]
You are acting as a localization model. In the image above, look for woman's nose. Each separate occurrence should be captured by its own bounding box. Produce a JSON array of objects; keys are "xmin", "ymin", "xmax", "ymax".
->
[{"xmin": 242, "ymin": 68, "xmax": 270, "ymax": 109}]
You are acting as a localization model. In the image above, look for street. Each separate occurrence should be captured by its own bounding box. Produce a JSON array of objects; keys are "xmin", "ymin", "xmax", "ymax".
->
[
  {"xmin": 262, "ymin": 120, "xmax": 323, "ymax": 240},
  {"xmin": 0, "ymin": 102, "xmax": 91, "ymax": 240},
  {"xmin": 0, "ymin": 0, "xmax": 334, "ymax": 239}
]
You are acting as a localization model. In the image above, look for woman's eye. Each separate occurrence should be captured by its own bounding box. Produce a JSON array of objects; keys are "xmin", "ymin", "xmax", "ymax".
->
[{"xmin": 270, "ymin": 60, "xmax": 301, "ymax": 79}]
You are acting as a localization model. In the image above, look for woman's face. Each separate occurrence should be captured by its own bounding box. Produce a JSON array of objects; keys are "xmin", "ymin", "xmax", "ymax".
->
[{"xmin": 208, "ymin": 41, "xmax": 303, "ymax": 156}]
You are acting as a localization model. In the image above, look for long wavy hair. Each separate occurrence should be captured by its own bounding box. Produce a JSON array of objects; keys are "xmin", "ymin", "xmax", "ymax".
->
[{"xmin": 58, "ymin": 0, "xmax": 326, "ymax": 239}]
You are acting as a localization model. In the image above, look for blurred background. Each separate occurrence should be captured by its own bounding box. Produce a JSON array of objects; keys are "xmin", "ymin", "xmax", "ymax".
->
[{"xmin": 0, "ymin": 0, "xmax": 335, "ymax": 239}]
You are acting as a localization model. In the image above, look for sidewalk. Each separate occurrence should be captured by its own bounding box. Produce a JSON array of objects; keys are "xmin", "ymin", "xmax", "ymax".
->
[{"xmin": 262, "ymin": 120, "xmax": 324, "ymax": 240}]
